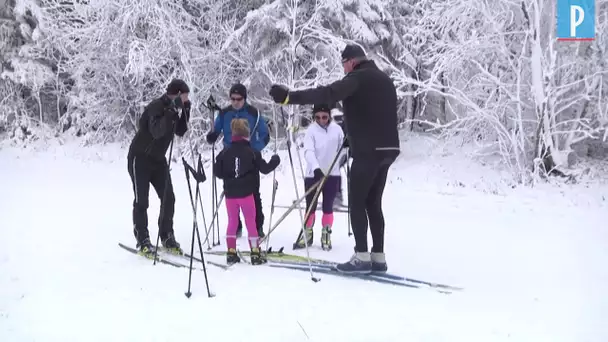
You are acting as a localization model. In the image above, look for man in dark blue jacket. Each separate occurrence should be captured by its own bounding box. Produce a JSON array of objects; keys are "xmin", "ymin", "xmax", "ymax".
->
[{"xmin": 206, "ymin": 83, "xmax": 271, "ymax": 237}]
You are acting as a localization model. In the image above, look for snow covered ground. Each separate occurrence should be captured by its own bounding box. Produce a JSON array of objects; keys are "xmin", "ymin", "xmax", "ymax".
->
[{"xmin": 1, "ymin": 134, "xmax": 607, "ymax": 342}]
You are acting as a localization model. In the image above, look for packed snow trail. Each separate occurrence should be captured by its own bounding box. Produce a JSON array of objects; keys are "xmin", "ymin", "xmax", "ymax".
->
[{"xmin": 1, "ymin": 136, "xmax": 607, "ymax": 342}]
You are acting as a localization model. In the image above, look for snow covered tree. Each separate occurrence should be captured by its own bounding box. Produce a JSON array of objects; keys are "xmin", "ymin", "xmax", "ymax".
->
[
  {"xmin": 0, "ymin": 0, "xmax": 55, "ymax": 142},
  {"xmin": 219, "ymin": 0, "xmax": 347, "ymax": 139},
  {"xmin": 380, "ymin": 0, "xmax": 608, "ymax": 182}
]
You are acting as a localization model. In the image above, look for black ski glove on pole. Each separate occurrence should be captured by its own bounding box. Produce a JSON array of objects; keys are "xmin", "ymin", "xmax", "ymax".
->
[
  {"xmin": 269, "ymin": 85, "xmax": 290, "ymax": 104},
  {"xmin": 313, "ymin": 168, "xmax": 324, "ymax": 179},
  {"xmin": 206, "ymin": 131, "xmax": 219, "ymax": 144}
]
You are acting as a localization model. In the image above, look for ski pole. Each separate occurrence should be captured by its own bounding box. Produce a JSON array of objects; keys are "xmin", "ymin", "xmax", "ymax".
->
[
  {"xmin": 279, "ymin": 106, "xmax": 318, "ymax": 282},
  {"xmin": 202, "ymin": 191, "xmax": 225, "ymax": 248},
  {"xmin": 345, "ymin": 148, "xmax": 352, "ymax": 237},
  {"xmin": 264, "ymin": 108, "xmax": 280, "ymax": 252},
  {"xmin": 211, "ymin": 146, "xmax": 217, "ymax": 246},
  {"xmin": 205, "ymin": 94, "xmax": 221, "ymax": 248},
  {"xmin": 289, "ymin": 110, "xmax": 306, "ymax": 180},
  {"xmin": 279, "ymin": 107, "xmax": 306, "ymax": 244},
  {"xmin": 258, "ymin": 179, "xmax": 323, "ymax": 245},
  {"xmin": 182, "ymin": 157, "xmax": 213, "ymax": 298},
  {"xmin": 187, "ymin": 137, "xmax": 210, "ymax": 247}
]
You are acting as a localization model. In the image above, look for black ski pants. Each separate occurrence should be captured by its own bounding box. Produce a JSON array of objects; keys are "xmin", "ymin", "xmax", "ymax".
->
[
  {"xmin": 127, "ymin": 154, "xmax": 176, "ymax": 244},
  {"xmin": 349, "ymin": 150, "xmax": 399, "ymax": 253},
  {"xmin": 237, "ymin": 191, "xmax": 264, "ymax": 234}
]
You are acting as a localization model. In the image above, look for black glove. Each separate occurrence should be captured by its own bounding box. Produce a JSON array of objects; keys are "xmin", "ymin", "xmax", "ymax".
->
[
  {"xmin": 165, "ymin": 107, "xmax": 179, "ymax": 121},
  {"xmin": 206, "ymin": 131, "xmax": 219, "ymax": 144},
  {"xmin": 269, "ymin": 84, "xmax": 289, "ymax": 104},
  {"xmin": 342, "ymin": 137, "xmax": 349, "ymax": 148},
  {"xmin": 270, "ymin": 154, "xmax": 281, "ymax": 164},
  {"xmin": 313, "ymin": 168, "xmax": 324, "ymax": 179},
  {"xmin": 206, "ymin": 95, "xmax": 221, "ymax": 112},
  {"xmin": 182, "ymin": 100, "xmax": 191, "ymax": 121}
]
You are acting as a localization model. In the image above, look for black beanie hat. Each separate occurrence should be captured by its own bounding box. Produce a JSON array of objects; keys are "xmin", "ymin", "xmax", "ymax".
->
[
  {"xmin": 313, "ymin": 104, "xmax": 332, "ymax": 114},
  {"xmin": 166, "ymin": 79, "xmax": 190, "ymax": 95},
  {"xmin": 341, "ymin": 44, "xmax": 366, "ymax": 63},
  {"xmin": 229, "ymin": 83, "xmax": 247, "ymax": 99}
]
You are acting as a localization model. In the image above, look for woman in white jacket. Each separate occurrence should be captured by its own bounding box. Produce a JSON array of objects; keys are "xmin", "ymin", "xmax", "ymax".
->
[{"xmin": 294, "ymin": 104, "xmax": 345, "ymax": 251}]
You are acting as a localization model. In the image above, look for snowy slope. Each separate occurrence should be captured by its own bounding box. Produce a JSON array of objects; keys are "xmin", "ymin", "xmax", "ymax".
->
[{"xmin": 1, "ymin": 135, "xmax": 607, "ymax": 342}]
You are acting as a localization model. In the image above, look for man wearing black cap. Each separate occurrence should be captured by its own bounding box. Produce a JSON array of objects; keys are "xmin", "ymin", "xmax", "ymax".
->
[
  {"xmin": 127, "ymin": 79, "xmax": 191, "ymax": 255},
  {"xmin": 206, "ymin": 83, "xmax": 271, "ymax": 238},
  {"xmin": 268, "ymin": 44, "xmax": 400, "ymax": 274}
]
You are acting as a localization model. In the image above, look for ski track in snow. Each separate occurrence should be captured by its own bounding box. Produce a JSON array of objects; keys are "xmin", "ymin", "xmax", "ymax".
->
[{"xmin": 0, "ymin": 135, "xmax": 607, "ymax": 342}]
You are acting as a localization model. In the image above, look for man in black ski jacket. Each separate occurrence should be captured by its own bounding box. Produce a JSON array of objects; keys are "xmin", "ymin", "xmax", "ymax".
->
[
  {"xmin": 127, "ymin": 79, "xmax": 191, "ymax": 255},
  {"xmin": 269, "ymin": 44, "xmax": 400, "ymax": 274}
]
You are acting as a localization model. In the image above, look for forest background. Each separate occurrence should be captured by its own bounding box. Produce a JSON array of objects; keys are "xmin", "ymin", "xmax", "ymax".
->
[{"xmin": 1, "ymin": 0, "xmax": 608, "ymax": 183}]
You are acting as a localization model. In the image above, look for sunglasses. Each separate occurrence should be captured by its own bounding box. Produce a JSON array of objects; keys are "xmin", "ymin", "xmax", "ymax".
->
[
  {"xmin": 314, "ymin": 115, "xmax": 329, "ymax": 120},
  {"xmin": 230, "ymin": 97, "xmax": 244, "ymax": 102}
]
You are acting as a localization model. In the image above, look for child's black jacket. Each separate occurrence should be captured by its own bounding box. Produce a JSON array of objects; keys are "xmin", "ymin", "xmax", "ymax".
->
[{"xmin": 213, "ymin": 138, "xmax": 279, "ymax": 198}]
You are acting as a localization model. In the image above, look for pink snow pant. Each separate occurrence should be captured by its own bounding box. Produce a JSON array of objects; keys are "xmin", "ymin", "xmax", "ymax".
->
[{"xmin": 225, "ymin": 194, "xmax": 258, "ymax": 249}]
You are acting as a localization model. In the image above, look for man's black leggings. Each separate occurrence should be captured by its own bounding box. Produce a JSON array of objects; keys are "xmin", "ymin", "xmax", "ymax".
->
[
  {"xmin": 127, "ymin": 154, "xmax": 176, "ymax": 244},
  {"xmin": 349, "ymin": 151, "xmax": 398, "ymax": 253}
]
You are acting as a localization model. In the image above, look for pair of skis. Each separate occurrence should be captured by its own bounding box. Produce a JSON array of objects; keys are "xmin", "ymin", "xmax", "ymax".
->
[
  {"xmin": 119, "ymin": 242, "xmax": 462, "ymax": 294},
  {"xmin": 118, "ymin": 242, "xmax": 230, "ymax": 271},
  {"xmin": 203, "ymin": 249, "xmax": 462, "ymax": 294}
]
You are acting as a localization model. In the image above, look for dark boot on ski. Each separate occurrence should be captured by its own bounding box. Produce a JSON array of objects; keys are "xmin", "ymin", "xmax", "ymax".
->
[
  {"xmin": 161, "ymin": 233, "xmax": 183, "ymax": 255},
  {"xmin": 321, "ymin": 226, "xmax": 332, "ymax": 251},
  {"xmin": 292, "ymin": 227, "xmax": 313, "ymax": 250},
  {"xmin": 371, "ymin": 252, "xmax": 388, "ymax": 273},
  {"xmin": 250, "ymin": 248, "xmax": 267, "ymax": 265},
  {"xmin": 226, "ymin": 248, "xmax": 240, "ymax": 265},
  {"xmin": 136, "ymin": 238, "xmax": 156, "ymax": 258},
  {"xmin": 334, "ymin": 252, "xmax": 372, "ymax": 274}
]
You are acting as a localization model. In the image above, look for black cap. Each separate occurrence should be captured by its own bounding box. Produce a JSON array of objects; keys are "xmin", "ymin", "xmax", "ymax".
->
[
  {"xmin": 166, "ymin": 79, "xmax": 190, "ymax": 95},
  {"xmin": 341, "ymin": 44, "xmax": 366, "ymax": 63},
  {"xmin": 313, "ymin": 104, "xmax": 332, "ymax": 114},
  {"xmin": 229, "ymin": 83, "xmax": 247, "ymax": 99}
]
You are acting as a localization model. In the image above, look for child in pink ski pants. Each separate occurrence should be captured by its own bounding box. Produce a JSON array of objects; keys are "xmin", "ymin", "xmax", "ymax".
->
[{"xmin": 213, "ymin": 118, "xmax": 280, "ymax": 264}]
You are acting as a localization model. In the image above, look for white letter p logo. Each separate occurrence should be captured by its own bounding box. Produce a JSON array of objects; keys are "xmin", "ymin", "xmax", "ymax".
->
[{"xmin": 570, "ymin": 5, "xmax": 585, "ymax": 37}]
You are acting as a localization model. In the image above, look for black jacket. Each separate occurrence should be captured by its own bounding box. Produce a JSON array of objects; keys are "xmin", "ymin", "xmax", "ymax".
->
[
  {"xmin": 287, "ymin": 60, "xmax": 399, "ymax": 159},
  {"xmin": 128, "ymin": 95, "xmax": 189, "ymax": 162},
  {"xmin": 213, "ymin": 139, "xmax": 279, "ymax": 198}
]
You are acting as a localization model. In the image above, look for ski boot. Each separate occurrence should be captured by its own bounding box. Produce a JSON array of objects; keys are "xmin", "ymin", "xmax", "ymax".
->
[
  {"xmin": 226, "ymin": 248, "xmax": 241, "ymax": 265},
  {"xmin": 334, "ymin": 252, "xmax": 372, "ymax": 274},
  {"xmin": 161, "ymin": 233, "xmax": 183, "ymax": 255},
  {"xmin": 321, "ymin": 226, "xmax": 332, "ymax": 251},
  {"xmin": 250, "ymin": 247, "xmax": 267, "ymax": 265},
  {"xmin": 136, "ymin": 238, "xmax": 156, "ymax": 258},
  {"xmin": 292, "ymin": 227, "xmax": 313, "ymax": 250},
  {"xmin": 371, "ymin": 252, "xmax": 388, "ymax": 273}
]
